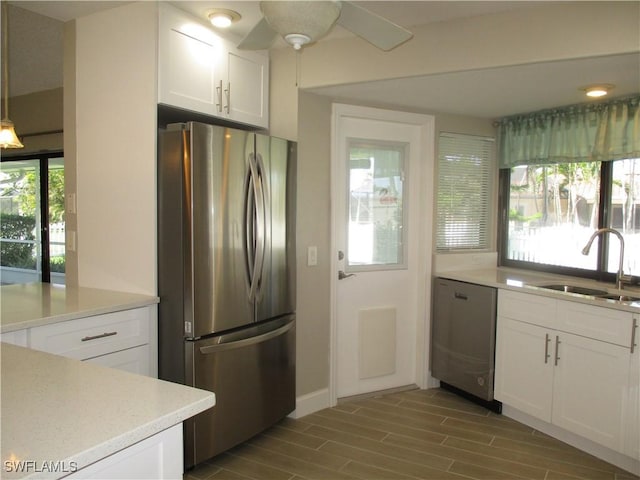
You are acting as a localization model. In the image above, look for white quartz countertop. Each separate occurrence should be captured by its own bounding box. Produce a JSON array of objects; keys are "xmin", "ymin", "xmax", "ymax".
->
[
  {"xmin": 0, "ymin": 283, "xmax": 159, "ymax": 333},
  {"xmin": 1, "ymin": 343, "xmax": 215, "ymax": 479},
  {"xmin": 436, "ymin": 267, "xmax": 640, "ymax": 312}
]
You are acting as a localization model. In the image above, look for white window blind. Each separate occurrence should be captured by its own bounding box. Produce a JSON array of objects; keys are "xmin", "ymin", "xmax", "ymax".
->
[{"xmin": 436, "ymin": 133, "xmax": 493, "ymax": 251}]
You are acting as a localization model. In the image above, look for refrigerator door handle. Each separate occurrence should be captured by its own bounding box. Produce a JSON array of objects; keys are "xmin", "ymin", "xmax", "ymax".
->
[
  {"xmin": 246, "ymin": 153, "xmax": 265, "ymax": 303},
  {"xmin": 199, "ymin": 319, "xmax": 294, "ymax": 355},
  {"xmin": 254, "ymin": 153, "xmax": 268, "ymax": 300}
]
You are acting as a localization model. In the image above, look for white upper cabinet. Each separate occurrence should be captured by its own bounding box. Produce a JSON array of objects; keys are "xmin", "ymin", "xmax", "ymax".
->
[{"xmin": 158, "ymin": 4, "xmax": 269, "ymax": 129}]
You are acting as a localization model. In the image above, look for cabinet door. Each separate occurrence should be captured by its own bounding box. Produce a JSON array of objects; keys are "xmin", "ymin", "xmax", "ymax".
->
[
  {"xmin": 66, "ymin": 424, "xmax": 183, "ymax": 479},
  {"xmin": 552, "ymin": 332, "xmax": 630, "ymax": 451},
  {"xmin": 495, "ymin": 317, "xmax": 554, "ymax": 421},
  {"xmin": 225, "ymin": 48, "xmax": 269, "ymax": 128},
  {"xmin": 158, "ymin": 4, "xmax": 225, "ymax": 116},
  {"xmin": 626, "ymin": 332, "xmax": 639, "ymax": 460}
]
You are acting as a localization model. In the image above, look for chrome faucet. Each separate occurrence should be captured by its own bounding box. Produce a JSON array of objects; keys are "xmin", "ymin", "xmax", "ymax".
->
[{"xmin": 581, "ymin": 227, "xmax": 632, "ymax": 290}]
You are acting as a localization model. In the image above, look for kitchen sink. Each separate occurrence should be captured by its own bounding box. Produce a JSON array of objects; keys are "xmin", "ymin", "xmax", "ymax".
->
[{"xmin": 537, "ymin": 284, "xmax": 609, "ymax": 296}]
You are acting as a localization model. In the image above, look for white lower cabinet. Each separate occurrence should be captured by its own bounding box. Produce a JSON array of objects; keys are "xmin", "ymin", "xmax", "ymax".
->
[
  {"xmin": 551, "ymin": 331, "xmax": 629, "ymax": 451},
  {"xmin": 67, "ymin": 423, "xmax": 183, "ymax": 479},
  {"xmin": 2, "ymin": 305, "xmax": 157, "ymax": 377},
  {"xmin": 87, "ymin": 344, "xmax": 151, "ymax": 376},
  {"xmin": 495, "ymin": 289, "xmax": 636, "ymax": 456},
  {"xmin": 495, "ymin": 317, "xmax": 554, "ymax": 420},
  {"xmin": 627, "ymin": 327, "xmax": 640, "ymax": 460}
]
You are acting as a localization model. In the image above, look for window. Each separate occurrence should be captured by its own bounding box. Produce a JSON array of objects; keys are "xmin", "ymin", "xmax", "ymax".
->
[
  {"xmin": 500, "ymin": 158, "xmax": 640, "ymax": 280},
  {"xmin": 0, "ymin": 153, "xmax": 65, "ymax": 284},
  {"xmin": 436, "ymin": 133, "xmax": 493, "ymax": 251},
  {"xmin": 498, "ymin": 95, "xmax": 640, "ymax": 282}
]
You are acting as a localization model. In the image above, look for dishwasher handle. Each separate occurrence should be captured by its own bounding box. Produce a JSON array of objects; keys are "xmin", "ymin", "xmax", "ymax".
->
[{"xmin": 454, "ymin": 292, "xmax": 468, "ymax": 300}]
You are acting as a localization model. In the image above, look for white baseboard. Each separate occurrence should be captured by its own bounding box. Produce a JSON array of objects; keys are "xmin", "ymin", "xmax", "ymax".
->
[{"xmin": 289, "ymin": 388, "xmax": 331, "ymax": 419}]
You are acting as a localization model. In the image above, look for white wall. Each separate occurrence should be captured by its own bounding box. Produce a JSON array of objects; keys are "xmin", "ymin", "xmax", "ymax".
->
[{"xmin": 68, "ymin": 2, "xmax": 158, "ymax": 295}]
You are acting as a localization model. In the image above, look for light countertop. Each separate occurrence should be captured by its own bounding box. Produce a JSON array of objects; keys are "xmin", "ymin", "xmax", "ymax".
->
[
  {"xmin": 436, "ymin": 267, "xmax": 640, "ymax": 312},
  {"xmin": 0, "ymin": 283, "xmax": 159, "ymax": 333},
  {"xmin": 1, "ymin": 343, "xmax": 215, "ymax": 479}
]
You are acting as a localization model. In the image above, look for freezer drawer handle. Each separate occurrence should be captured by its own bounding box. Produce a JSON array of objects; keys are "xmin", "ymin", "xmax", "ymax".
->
[
  {"xmin": 199, "ymin": 321, "xmax": 294, "ymax": 355},
  {"xmin": 81, "ymin": 331, "xmax": 117, "ymax": 342}
]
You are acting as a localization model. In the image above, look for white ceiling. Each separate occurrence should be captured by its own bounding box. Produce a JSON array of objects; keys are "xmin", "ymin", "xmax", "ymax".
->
[{"xmin": 6, "ymin": 1, "xmax": 640, "ymax": 120}]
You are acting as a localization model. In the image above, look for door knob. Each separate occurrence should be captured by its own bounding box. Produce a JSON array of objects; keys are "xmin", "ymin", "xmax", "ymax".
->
[{"xmin": 338, "ymin": 270, "xmax": 356, "ymax": 280}]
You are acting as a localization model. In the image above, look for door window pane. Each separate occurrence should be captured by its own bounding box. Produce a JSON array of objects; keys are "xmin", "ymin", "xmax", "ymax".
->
[
  {"xmin": 347, "ymin": 141, "xmax": 407, "ymax": 270},
  {"xmin": 49, "ymin": 158, "xmax": 66, "ymax": 283}
]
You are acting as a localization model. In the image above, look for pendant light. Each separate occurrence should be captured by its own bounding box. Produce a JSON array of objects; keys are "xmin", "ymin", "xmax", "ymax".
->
[{"xmin": 1, "ymin": 1, "xmax": 24, "ymax": 149}]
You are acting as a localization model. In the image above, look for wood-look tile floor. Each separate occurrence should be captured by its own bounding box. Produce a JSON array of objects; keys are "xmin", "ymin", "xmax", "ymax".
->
[{"xmin": 185, "ymin": 388, "xmax": 639, "ymax": 480}]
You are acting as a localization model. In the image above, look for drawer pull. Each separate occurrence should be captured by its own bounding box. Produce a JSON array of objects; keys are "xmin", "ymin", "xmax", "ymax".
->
[{"xmin": 81, "ymin": 331, "xmax": 118, "ymax": 342}]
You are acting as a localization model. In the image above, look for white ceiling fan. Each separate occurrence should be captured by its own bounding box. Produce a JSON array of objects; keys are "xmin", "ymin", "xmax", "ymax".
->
[{"xmin": 238, "ymin": 1, "xmax": 413, "ymax": 51}]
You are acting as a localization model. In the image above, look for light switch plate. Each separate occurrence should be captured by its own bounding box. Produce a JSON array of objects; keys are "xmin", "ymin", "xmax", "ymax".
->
[{"xmin": 307, "ymin": 246, "xmax": 318, "ymax": 266}]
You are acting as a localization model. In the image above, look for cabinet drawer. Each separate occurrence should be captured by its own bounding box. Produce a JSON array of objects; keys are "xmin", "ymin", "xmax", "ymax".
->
[
  {"xmin": 86, "ymin": 345, "xmax": 151, "ymax": 376},
  {"xmin": 556, "ymin": 300, "xmax": 634, "ymax": 347},
  {"xmin": 498, "ymin": 290, "xmax": 556, "ymax": 329},
  {"xmin": 30, "ymin": 308, "xmax": 150, "ymax": 360}
]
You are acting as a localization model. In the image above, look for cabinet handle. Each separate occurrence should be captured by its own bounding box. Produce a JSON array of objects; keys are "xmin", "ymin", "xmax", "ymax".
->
[
  {"xmin": 631, "ymin": 318, "xmax": 638, "ymax": 354},
  {"xmin": 554, "ymin": 335, "xmax": 561, "ymax": 366},
  {"xmin": 224, "ymin": 82, "xmax": 230, "ymax": 114},
  {"xmin": 215, "ymin": 80, "xmax": 223, "ymax": 113},
  {"xmin": 81, "ymin": 331, "xmax": 117, "ymax": 342},
  {"xmin": 544, "ymin": 333, "xmax": 551, "ymax": 364}
]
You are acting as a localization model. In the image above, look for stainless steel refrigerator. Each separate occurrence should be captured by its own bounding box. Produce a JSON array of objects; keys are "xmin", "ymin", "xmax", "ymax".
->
[{"xmin": 157, "ymin": 122, "xmax": 296, "ymax": 469}]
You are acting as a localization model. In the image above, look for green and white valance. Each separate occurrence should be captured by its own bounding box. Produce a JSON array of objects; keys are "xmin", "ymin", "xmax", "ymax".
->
[{"xmin": 497, "ymin": 95, "xmax": 640, "ymax": 168}]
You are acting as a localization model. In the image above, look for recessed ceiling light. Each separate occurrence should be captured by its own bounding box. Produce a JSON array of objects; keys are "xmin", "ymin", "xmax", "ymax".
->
[
  {"xmin": 581, "ymin": 84, "xmax": 615, "ymax": 98},
  {"xmin": 207, "ymin": 9, "xmax": 241, "ymax": 29}
]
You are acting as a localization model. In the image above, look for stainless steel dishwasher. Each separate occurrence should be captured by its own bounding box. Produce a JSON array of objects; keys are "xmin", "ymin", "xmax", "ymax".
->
[{"xmin": 431, "ymin": 277, "xmax": 501, "ymax": 411}]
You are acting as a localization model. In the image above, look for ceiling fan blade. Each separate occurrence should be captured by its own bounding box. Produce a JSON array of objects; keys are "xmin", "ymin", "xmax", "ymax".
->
[
  {"xmin": 337, "ymin": 2, "xmax": 413, "ymax": 51},
  {"xmin": 237, "ymin": 17, "xmax": 278, "ymax": 50}
]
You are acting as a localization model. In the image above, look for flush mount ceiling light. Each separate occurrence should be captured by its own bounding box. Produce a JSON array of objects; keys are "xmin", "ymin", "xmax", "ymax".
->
[
  {"xmin": 582, "ymin": 84, "xmax": 615, "ymax": 98},
  {"xmin": 207, "ymin": 9, "xmax": 241, "ymax": 29},
  {"xmin": 1, "ymin": 1, "xmax": 23, "ymax": 149}
]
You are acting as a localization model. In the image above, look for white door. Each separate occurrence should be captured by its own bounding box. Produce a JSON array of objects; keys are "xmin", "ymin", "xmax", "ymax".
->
[{"xmin": 331, "ymin": 104, "xmax": 434, "ymax": 401}]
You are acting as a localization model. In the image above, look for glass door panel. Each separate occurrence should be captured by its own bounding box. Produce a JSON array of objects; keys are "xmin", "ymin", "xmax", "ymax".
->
[
  {"xmin": 347, "ymin": 141, "xmax": 407, "ymax": 271},
  {"xmin": 48, "ymin": 158, "xmax": 65, "ymax": 284},
  {"xmin": 0, "ymin": 159, "xmax": 42, "ymax": 283}
]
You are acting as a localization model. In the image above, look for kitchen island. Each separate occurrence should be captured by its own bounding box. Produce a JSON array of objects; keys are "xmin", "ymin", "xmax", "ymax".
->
[
  {"xmin": 0, "ymin": 282, "xmax": 215, "ymax": 479},
  {"xmin": 1, "ymin": 343, "xmax": 215, "ymax": 479}
]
